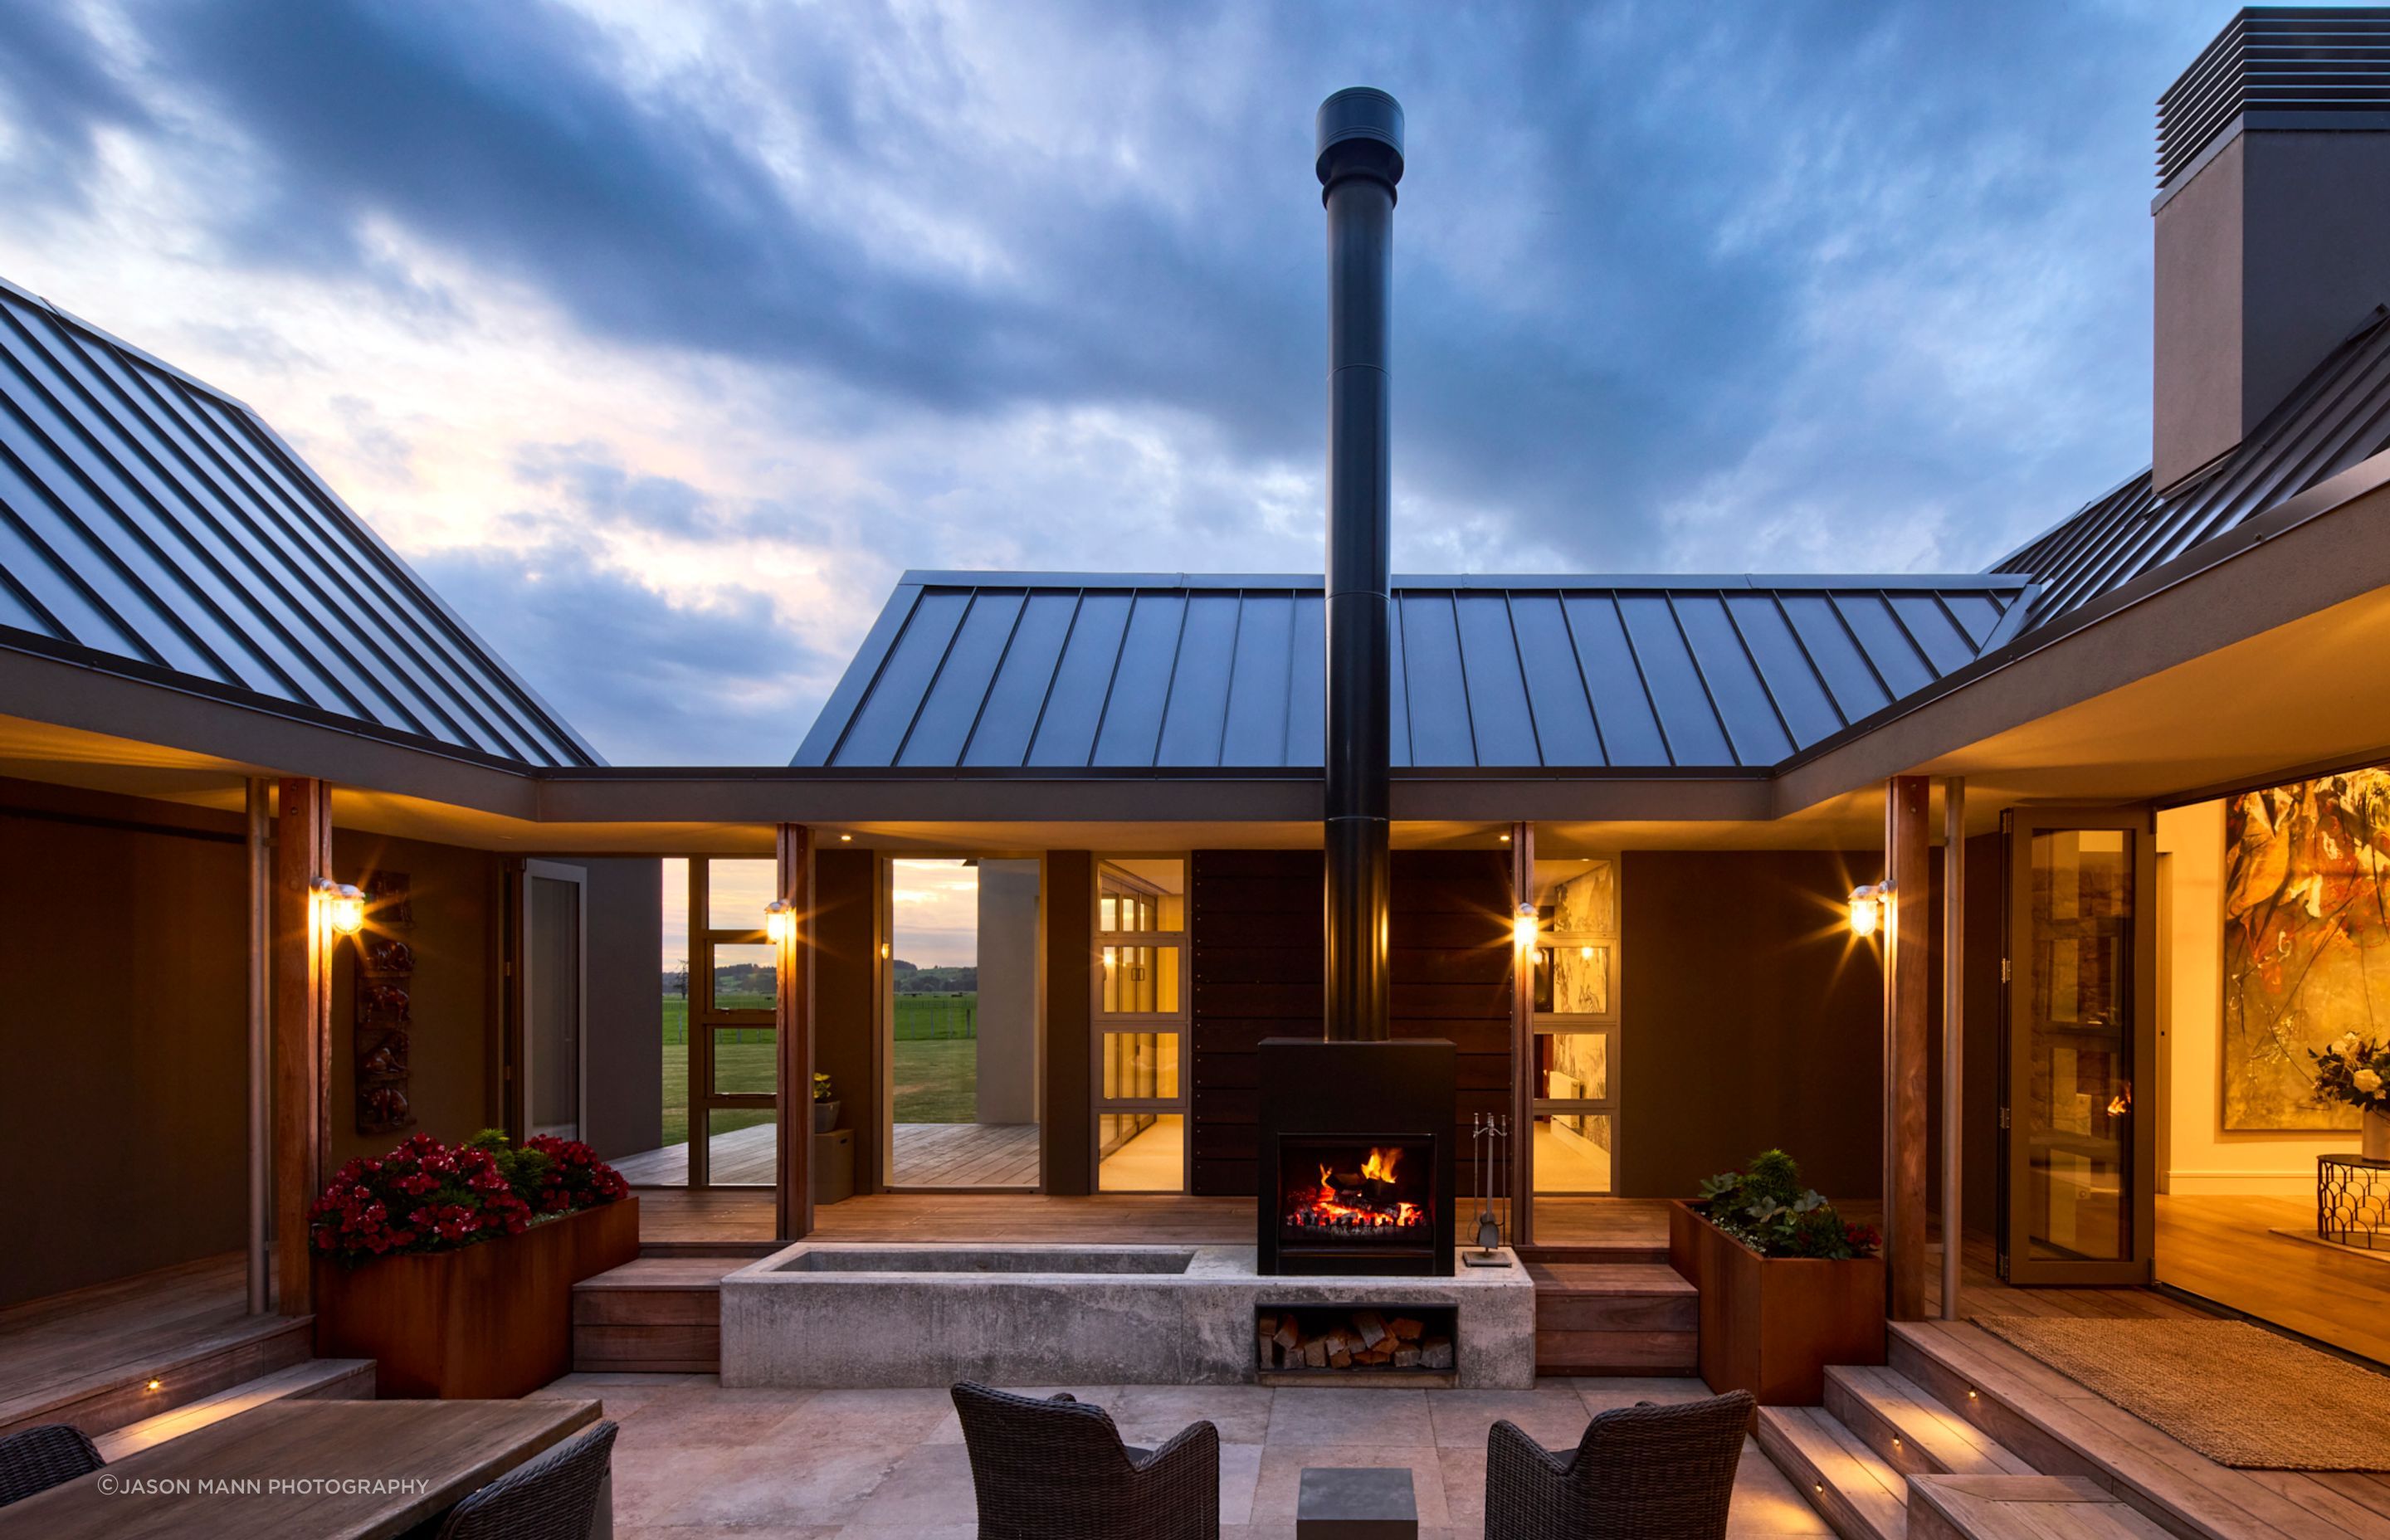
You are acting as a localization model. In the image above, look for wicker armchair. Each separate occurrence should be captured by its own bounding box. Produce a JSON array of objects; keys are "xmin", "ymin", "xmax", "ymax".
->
[
  {"xmin": 1484, "ymin": 1391, "xmax": 1754, "ymax": 1540},
  {"xmin": 951, "ymin": 1382, "xmax": 1220, "ymax": 1540},
  {"xmin": 0, "ymin": 1424, "xmax": 104, "ymax": 1508},
  {"xmin": 436, "ymin": 1419, "xmax": 617, "ymax": 1540}
]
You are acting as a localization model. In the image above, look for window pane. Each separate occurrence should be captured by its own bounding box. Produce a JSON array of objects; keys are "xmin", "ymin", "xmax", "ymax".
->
[
  {"xmin": 1534, "ymin": 1031, "xmax": 1607, "ymax": 1102},
  {"xmin": 1101, "ymin": 945, "xmax": 1181, "ymax": 1014},
  {"xmin": 1533, "ymin": 943, "xmax": 1611, "ymax": 1016},
  {"xmin": 1101, "ymin": 1031, "xmax": 1180, "ymax": 1100},
  {"xmin": 1533, "ymin": 1111, "xmax": 1612, "ymax": 1193},
  {"xmin": 1098, "ymin": 1112, "xmax": 1183, "ymax": 1191},
  {"xmin": 1100, "ymin": 860, "xmax": 1185, "ymax": 935},
  {"xmin": 707, "ymin": 858, "xmax": 777, "ymax": 933},
  {"xmin": 1533, "ymin": 856, "xmax": 1617, "ymax": 937},
  {"xmin": 713, "ymin": 1026, "xmax": 776, "ymax": 1095},
  {"xmin": 711, "ymin": 943, "xmax": 776, "ymax": 1011},
  {"xmin": 707, "ymin": 1107, "xmax": 774, "ymax": 1187}
]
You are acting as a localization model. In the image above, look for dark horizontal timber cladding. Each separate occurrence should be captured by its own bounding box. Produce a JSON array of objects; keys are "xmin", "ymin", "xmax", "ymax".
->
[{"xmin": 1189, "ymin": 849, "xmax": 1512, "ymax": 1196}]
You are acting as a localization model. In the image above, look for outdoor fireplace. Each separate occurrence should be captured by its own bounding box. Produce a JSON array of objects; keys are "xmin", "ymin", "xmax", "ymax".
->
[{"xmin": 1258, "ymin": 1038, "xmax": 1456, "ymax": 1276}]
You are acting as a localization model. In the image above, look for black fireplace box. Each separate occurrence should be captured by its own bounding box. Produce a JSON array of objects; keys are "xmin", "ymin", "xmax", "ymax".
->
[{"xmin": 1257, "ymin": 1037, "xmax": 1457, "ymax": 1276}]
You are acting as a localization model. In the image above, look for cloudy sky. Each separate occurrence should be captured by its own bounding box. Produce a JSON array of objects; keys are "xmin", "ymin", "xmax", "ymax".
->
[{"xmin": 0, "ymin": 1, "xmax": 2238, "ymax": 764}]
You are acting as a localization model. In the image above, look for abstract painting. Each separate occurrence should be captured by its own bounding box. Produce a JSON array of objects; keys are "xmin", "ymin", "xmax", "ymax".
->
[{"xmin": 2223, "ymin": 768, "xmax": 2390, "ymax": 1129}]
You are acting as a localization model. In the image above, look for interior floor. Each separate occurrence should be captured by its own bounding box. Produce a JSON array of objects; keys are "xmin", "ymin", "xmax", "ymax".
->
[
  {"xmin": 2154, "ymin": 1192, "xmax": 2390, "ymax": 1365},
  {"xmin": 1097, "ymin": 1114, "xmax": 1186, "ymax": 1192},
  {"xmin": 1532, "ymin": 1118, "xmax": 1614, "ymax": 1195}
]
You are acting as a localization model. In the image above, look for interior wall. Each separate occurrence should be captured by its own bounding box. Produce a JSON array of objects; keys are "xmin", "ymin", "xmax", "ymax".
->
[
  {"xmin": 2157, "ymin": 798, "xmax": 2344, "ymax": 1194},
  {"xmin": 975, "ymin": 859, "xmax": 1041, "ymax": 1126},
  {"xmin": 0, "ymin": 787, "xmax": 247, "ymax": 1305},
  {"xmin": 813, "ymin": 848, "xmax": 880, "ymax": 1196},
  {"xmin": 578, "ymin": 857, "xmax": 663, "ymax": 1162},
  {"xmin": 328, "ymin": 829, "xmax": 501, "ymax": 1167},
  {"xmin": 1618, "ymin": 850, "xmax": 1885, "ymax": 1201}
]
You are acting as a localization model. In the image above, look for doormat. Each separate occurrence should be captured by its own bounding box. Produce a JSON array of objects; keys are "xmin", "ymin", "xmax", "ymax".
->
[
  {"xmin": 2268, "ymin": 1227, "xmax": 2390, "ymax": 1265},
  {"xmin": 1973, "ymin": 1317, "xmax": 2390, "ymax": 1469}
]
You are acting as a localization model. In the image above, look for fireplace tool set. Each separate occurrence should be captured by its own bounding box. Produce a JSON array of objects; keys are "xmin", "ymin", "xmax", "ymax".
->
[{"xmin": 1466, "ymin": 1113, "xmax": 1510, "ymax": 1266}]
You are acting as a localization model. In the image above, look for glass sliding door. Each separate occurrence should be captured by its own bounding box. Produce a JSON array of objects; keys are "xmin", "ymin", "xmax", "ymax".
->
[
  {"xmin": 887, "ymin": 857, "xmax": 1041, "ymax": 1189},
  {"xmin": 1095, "ymin": 859, "xmax": 1188, "ymax": 1192},
  {"xmin": 2000, "ymin": 808, "xmax": 2156, "ymax": 1285},
  {"xmin": 521, "ymin": 860, "xmax": 588, "ymax": 1142}
]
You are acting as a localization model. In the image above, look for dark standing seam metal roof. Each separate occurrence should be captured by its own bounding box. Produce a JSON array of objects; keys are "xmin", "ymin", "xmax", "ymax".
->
[
  {"xmin": 793, "ymin": 573, "xmax": 2036, "ymax": 772},
  {"xmin": 0, "ymin": 278, "xmax": 602, "ymax": 768},
  {"xmin": 1994, "ymin": 305, "xmax": 2390, "ymax": 631}
]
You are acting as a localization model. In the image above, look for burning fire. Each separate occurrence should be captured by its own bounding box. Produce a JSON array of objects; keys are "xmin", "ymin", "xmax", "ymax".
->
[{"xmin": 1287, "ymin": 1146, "xmax": 1427, "ymax": 1236}]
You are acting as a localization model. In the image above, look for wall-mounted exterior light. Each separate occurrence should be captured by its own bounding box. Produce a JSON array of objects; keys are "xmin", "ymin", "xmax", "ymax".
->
[
  {"xmin": 312, "ymin": 876, "xmax": 365, "ymax": 936},
  {"xmin": 1848, "ymin": 882, "xmax": 1889, "ymax": 938},
  {"xmin": 764, "ymin": 899, "xmax": 795, "ymax": 945},
  {"xmin": 1512, "ymin": 902, "xmax": 1539, "ymax": 951}
]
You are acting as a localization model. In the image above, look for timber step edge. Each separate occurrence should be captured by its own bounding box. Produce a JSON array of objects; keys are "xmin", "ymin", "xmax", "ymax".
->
[
  {"xmin": 1757, "ymin": 1404, "xmax": 1910, "ymax": 1540},
  {"xmin": 1823, "ymin": 1363, "xmax": 2036, "ymax": 1479},
  {"xmin": 96, "ymin": 1357, "xmax": 375, "ymax": 1460},
  {"xmin": 1909, "ymin": 1475, "xmax": 2177, "ymax": 1540},
  {"xmin": 573, "ymin": 1257, "xmax": 736, "ymax": 1374},
  {"xmin": 0, "ymin": 1313, "xmax": 315, "ymax": 1440},
  {"xmin": 1888, "ymin": 1319, "xmax": 2390, "ymax": 1540},
  {"xmin": 1528, "ymin": 1261, "xmax": 1699, "ymax": 1375}
]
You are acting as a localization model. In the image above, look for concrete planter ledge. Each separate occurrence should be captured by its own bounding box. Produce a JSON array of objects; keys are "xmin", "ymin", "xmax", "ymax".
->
[{"xmin": 719, "ymin": 1242, "xmax": 1534, "ymax": 1389}]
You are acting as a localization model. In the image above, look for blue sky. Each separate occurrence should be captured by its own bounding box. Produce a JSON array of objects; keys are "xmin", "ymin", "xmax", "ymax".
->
[{"xmin": 0, "ymin": 1, "xmax": 2240, "ymax": 764}]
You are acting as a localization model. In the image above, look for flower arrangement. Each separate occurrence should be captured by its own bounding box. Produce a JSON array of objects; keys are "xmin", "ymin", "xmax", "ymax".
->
[
  {"xmin": 813, "ymin": 1071, "xmax": 838, "ymax": 1104},
  {"xmin": 2310, "ymin": 1032, "xmax": 2390, "ymax": 1111},
  {"xmin": 309, "ymin": 1129, "xmax": 625, "ymax": 1266},
  {"xmin": 1696, "ymin": 1148, "xmax": 1880, "ymax": 1260}
]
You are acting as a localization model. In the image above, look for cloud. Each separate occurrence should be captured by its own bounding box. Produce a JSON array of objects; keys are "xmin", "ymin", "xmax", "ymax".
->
[{"xmin": 0, "ymin": 0, "xmax": 2245, "ymax": 763}]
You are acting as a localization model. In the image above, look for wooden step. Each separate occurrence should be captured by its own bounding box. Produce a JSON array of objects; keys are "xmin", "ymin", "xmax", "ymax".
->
[
  {"xmin": 0, "ymin": 1313, "xmax": 315, "ymax": 1440},
  {"xmin": 1527, "ymin": 1262, "xmax": 1697, "ymax": 1375},
  {"xmin": 572, "ymin": 1257, "xmax": 734, "ymax": 1373},
  {"xmin": 1824, "ymin": 1364, "xmax": 2036, "ymax": 1481},
  {"xmin": 95, "ymin": 1358, "xmax": 375, "ymax": 1460},
  {"xmin": 1890, "ymin": 1320, "xmax": 2390, "ymax": 1540},
  {"xmin": 1910, "ymin": 1475, "xmax": 2176, "ymax": 1540},
  {"xmin": 1757, "ymin": 1403, "xmax": 1910, "ymax": 1540},
  {"xmin": 1514, "ymin": 1242, "xmax": 1672, "ymax": 1267}
]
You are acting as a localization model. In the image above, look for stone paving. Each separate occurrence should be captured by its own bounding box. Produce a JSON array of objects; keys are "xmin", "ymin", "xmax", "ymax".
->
[{"xmin": 538, "ymin": 1371, "xmax": 1834, "ymax": 1539}]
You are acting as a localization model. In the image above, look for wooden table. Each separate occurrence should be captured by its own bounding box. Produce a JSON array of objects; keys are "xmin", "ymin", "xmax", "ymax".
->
[{"xmin": 0, "ymin": 1397, "xmax": 603, "ymax": 1538}]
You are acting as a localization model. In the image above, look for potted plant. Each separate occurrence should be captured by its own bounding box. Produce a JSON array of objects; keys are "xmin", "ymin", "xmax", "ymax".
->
[
  {"xmin": 2312, "ymin": 1032, "xmax": 2390, "ymax": 1160},
  {"xmin": 814, "ymin": 1071, "xmax": 841, "ymax": 1133},
  {"xmin": 309, "ymin": 1129, "xmax": 637, "ymax": 1399},
  {"xmin": 1669, "ymin": 1149, "xmax": 1885, "ymax": 1405}
]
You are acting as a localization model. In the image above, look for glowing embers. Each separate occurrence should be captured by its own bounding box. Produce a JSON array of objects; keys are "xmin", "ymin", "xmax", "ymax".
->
[{"xmin": 1280, "ymin": 1140, "xmax": 1432, "ymax": 1243}]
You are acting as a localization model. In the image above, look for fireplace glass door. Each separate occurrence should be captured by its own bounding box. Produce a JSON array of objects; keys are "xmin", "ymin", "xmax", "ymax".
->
[{"xmin": 1275, "ymin": 1136, "xmax": 1436, "ymax": 1257}]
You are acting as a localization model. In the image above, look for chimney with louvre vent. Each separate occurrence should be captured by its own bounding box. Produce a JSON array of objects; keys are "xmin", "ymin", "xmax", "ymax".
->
[{"xmin": 2153, "ymin": 7, "xmax": 2390, "ymax": 492}]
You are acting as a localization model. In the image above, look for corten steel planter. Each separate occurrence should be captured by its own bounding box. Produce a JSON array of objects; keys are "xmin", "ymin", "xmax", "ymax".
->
[
  {"xmin": 1669, "ymin": 1199, "xmax": 1885, "ymax": 1406},
  {"xmin": 314, "ymin": 1196, "xmax": 639, "ymax": 1399}
]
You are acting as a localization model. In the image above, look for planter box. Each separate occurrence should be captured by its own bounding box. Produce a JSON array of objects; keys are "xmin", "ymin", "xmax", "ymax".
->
[
  {"xmin": 1669, "ymin": 1199, "xmax": 1884, "ymax": 1406},
  {"xmin": 314, "ymin": 1196, "xmax": 640, "ymax": 1399}
]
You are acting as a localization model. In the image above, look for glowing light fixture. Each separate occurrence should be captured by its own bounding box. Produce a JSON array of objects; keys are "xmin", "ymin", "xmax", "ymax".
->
[
  {"xmin": 312, "ymin": 877, "xmax": 366, "ymax": 936},
  {"xmin": 839, "ymin": 832, "xmax": 854, "ymax": 842},
  {"xmin": 1847, "ymin": 882, "xmax": 1888, "ymax": 938},
  {"xmin": 1498, "ymin": 831, "xmax": 1511, "ymax": 843},
  {"xmin": 1513, "ymin": 903, "xmax": 1539, "ymax": 951},
  {"xmin": 764, "ymin": 899, "xmax": 795, "ymax": 945}
]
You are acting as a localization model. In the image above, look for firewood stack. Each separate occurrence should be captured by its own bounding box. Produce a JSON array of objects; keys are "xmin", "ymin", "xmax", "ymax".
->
[{"xmin": 1255, "ymin": 1309, "xmax": 1455, "ymax": 1372}]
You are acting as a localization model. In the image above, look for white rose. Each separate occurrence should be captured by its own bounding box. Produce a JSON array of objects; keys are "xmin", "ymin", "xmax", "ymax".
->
[
  {"xmin": 2334, "ymin": 1033, "xmax": 2364, "ymax": 1059},
  {"xmin": 2357, "ymin": 1069, "xmax": 2384, "ymax": 1096}
]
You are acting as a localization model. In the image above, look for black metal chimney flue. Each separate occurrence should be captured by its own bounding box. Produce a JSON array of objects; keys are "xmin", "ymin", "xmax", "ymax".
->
[{"xmin": 1317, "ymin": 87, "xmax": 1402, "ymax": 1043}]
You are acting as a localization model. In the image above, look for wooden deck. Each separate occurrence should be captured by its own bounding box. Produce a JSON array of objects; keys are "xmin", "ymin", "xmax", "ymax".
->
[
  {"xmin": 613, "ymin": 1120, "xmax": 1040, "ymax": 1189},
  {"xmin": 0, "ymin": 1253, "xmax": 313, "ymax": 1439}
]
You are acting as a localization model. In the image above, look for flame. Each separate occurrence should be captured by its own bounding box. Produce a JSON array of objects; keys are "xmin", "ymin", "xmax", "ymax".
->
[
  {"xmin": 1288, "ymin": 1145, "xmax": 1426, "ymax": 1233},
  {"xmin": 2105, "ymin": 1089, "xmax": 2131, "ymax": 1117},
  {"xmin": 1361, "ymin": 1147, "xmax": 1400, "ymax": 1183}
]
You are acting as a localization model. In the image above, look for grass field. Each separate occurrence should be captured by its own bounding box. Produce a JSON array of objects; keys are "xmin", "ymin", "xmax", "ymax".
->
[{"xmin": 657, "ymin": 992, "xmax": 979, "ymax": 1147}]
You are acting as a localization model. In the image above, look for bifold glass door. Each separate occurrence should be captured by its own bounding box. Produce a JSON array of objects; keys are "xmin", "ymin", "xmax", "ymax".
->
[
  {"xmin": 2000, "ymin": 807, "xmax": 2156, "ymax": 1285},
  {"xmin": 1095, "ymin": 859, "xmax": 1188, "ymax": 1192}
]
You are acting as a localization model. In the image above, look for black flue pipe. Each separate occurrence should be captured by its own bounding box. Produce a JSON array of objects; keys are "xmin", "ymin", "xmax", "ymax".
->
[{"xmin": 1317, "ymin": 87, "xmax": 1402, "ymax": 1042}]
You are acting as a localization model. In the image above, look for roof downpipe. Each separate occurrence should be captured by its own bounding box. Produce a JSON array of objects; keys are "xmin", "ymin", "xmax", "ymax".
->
[{"xmin": 1318, "ymin": 87, "xmax": 1402, "ymax": 1043}]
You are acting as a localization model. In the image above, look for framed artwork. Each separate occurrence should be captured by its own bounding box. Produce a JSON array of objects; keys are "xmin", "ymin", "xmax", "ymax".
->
[{"xmin": 2222, "ymin": 768, "xmax": 2390, "ymax": 1130}]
